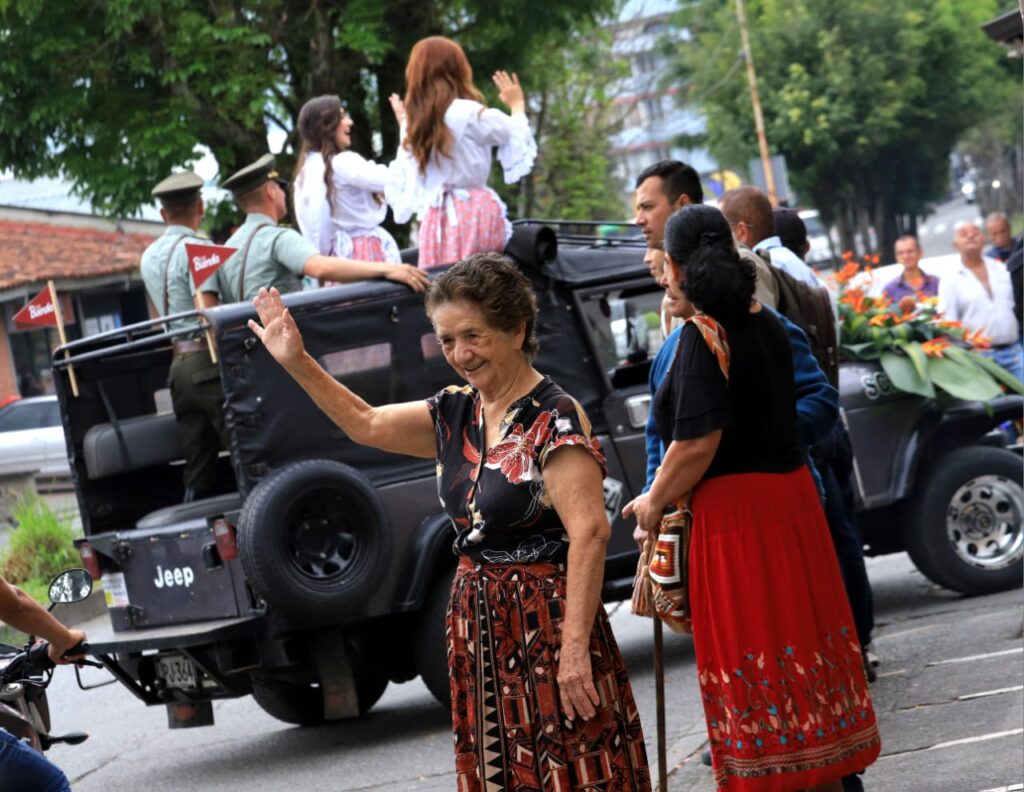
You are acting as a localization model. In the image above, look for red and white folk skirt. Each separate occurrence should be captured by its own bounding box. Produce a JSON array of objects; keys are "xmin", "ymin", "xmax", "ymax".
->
[
  {"xmin": 418, "ymin": 187, "xmax": 511, "ymax": 270},
  {"xmin": 689, "ymin": 467, "xmax": 881, "ymax": 791}
]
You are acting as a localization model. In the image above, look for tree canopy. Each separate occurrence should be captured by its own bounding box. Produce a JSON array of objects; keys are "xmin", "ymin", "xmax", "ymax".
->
[
  {"xmin": 0, "ymin": 0, "xmax": 613, "ymax": 218},
  {"xmin": 669, "ymin": 0, "xmax": 1019, "ymax": 255}
]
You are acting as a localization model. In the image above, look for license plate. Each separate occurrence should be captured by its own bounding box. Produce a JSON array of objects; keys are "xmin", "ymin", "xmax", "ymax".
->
[{"xmin": 156, "ymin": 654, "xmax": 197, "ymax": 690}]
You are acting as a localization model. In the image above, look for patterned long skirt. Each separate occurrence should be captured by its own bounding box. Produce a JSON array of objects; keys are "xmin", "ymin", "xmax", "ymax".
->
[
  {"xmin": 418, "ymin": 187, "xmax": 511, "ymax": 270},
  {"xmin": 690, "ymin": 467, "xmax": 882, "ymax": 791},
  {"xmin": 449, "ymin": 556, "xmax": 651, "ymax": 792}
]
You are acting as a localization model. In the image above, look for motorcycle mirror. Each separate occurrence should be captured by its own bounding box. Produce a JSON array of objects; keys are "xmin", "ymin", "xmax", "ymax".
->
[{"xmin": 48, "ymin": 569, "xmax": 94, "ymax": 605}]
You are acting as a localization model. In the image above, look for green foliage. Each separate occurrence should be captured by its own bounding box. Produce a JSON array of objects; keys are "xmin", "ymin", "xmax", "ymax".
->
[
  {"xmin": 0, "ymin": 495, "xmax": 78, "ymax": 585},
  {"xmin": 516, "ymin": 21, "xmax": 630, "ymax": 220},
  {"xmin": 0, "ymin": 0, "xmax": 612, "ymax": 218},
  {"xmin": 670, "ymin": 0, "xmax": 1017, "ymax": 253}
]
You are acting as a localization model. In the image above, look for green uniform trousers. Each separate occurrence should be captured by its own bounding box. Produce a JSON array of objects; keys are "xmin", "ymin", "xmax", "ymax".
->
[{"xmin": 168, "ymin": 350, "xmax": 228, "ymax": 497}]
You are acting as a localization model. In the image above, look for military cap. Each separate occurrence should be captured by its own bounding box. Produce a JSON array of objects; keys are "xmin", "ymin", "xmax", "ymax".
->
[
  {"xmin": 152, "ymin": 171, "xmax": 204, "ymax": 208},
  {"xmin": 221, "ymin": 153, "xmax": 289, "ymax": 199}
]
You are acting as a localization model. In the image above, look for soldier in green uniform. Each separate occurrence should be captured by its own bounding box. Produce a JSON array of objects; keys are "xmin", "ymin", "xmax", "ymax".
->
[
  {"xmin": 217, "ymin": 154, "xmax": 429, "ymax": 302},
  {"xmin": 140, "ymin": 171, "xmax": 231, "ymax": 502}
]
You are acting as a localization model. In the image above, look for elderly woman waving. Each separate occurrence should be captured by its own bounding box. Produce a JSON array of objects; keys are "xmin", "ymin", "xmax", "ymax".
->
[{"xmin": 249, "ymin": 253, "xmax": 650, "ymax": 792}]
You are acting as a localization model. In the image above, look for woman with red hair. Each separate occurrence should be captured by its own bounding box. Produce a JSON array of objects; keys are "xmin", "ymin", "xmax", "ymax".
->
[
  {"xmin": 386, "ymin": 36, "xmax": 537, "ymax": 269},
  {"xmin": 293, "ymin": 95, "xmax": 402, "ymax": 270}
]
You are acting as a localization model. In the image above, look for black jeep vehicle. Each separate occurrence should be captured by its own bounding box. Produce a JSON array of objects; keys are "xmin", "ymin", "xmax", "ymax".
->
[{"xmin": 53, "ymin": 222, "xmax": 1021, "ymax": 729}]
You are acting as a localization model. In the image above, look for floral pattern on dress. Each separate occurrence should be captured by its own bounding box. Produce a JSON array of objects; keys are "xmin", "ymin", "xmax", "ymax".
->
[
  {"xmin": 426, "ymin": 377, "xmax": 605, "ymax": 563},
  {"xmin": 699, "ymin": 626, "xmax": 880, "ymax": 786}
]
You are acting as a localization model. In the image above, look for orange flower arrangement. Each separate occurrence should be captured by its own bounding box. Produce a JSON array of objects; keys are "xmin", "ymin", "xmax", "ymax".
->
[{"xmin": 833, "ymin": 254, "xmax": 1022, "ymax": 400}]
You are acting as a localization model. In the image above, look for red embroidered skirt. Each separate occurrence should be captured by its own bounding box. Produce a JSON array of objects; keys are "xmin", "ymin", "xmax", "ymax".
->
[
  {"xmin": 449, "ymin": 557, "xmax": 651, "ymax": 792},
  {"xmin": 689, "ymin": 467, "xmax": 881, "ymax": 791},
  {"xmin": 418, "ymin": 188, "xmax": 510, "ymax": 270}
]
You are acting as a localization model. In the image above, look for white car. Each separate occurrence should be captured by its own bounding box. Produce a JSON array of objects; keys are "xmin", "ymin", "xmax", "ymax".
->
[{"xmin": 0, "ymin": 396, "xmax": 70, "ymax": 478}]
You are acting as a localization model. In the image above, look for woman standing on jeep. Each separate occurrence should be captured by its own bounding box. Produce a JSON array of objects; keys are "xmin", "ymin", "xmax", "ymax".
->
[
  {"xmin": 623, "ymin": 205, "xmax": 880, "ymax": 792},
  {"xmin": 385, "ymin": 36, "xmax": 537, "ymax": 269},
  {"xmin": 293, "ymin": 95, "xmax": 403, "ymax": 270},
  {"xmin": 249, "ymin": 253, "xmax": 650, "ymax": 791}
]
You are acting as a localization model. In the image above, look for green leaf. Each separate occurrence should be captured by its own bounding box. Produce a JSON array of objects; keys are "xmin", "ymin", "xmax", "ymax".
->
[
  {"xmin": 927, "ymin": 356, "xmax": 1003, "ymax": 402},
  {"xmin": 880, "ymin": 349, "xmax": 935, "ymax": 398},
  {"xmin": 956, "ymin": 349, "xmax": 1024, "ymax": 395},
  {"xmin": 895, "ymin": 339, "xmax": 930, "ymax": 383},
  {"xmin": 840, "ymin": 342, "xmax": 880, "ymax": 360}
]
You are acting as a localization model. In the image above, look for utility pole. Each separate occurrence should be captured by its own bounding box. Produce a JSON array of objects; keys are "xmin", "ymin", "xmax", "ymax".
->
[{"xmin": 735, "ymin": 0, "xmax": 777, "ymax": 206}]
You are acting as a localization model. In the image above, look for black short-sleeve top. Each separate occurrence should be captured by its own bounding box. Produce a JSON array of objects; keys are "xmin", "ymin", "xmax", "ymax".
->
[
  {"xmin": 653, "ymin": 309, "xmax": 803, "ymax": 479},
  {"xmin": 426, "ymin": 376, "xmax": 606, "ymax": 563}
]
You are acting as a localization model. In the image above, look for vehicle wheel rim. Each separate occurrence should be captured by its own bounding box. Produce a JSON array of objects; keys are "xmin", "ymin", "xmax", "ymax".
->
[
  {"xmin": 285, "ymin": 490, "xmax": 361, "ymax": 582},
  {"xmin": 946, "ymin": 474, "xmax": 1024, "ymax": 571}
]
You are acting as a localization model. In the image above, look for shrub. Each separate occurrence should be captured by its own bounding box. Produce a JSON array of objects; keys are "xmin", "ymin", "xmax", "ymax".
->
[{"xmin": 0, "ymin": 495, "xmax": 78, "ymax": 585}]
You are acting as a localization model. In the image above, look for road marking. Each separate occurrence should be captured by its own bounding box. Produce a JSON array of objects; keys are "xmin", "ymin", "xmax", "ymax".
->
[
  {"xmin": 933, "ymin": 222, "xmax": 948, "ymax": 234},
  {"xmin": 978, "ymin": 784, "xmax": 1023, "ymax": 792},
  {"xmin": 926, "ymin": 647, "xmax": 1023, "ymax": 667},
  {"xmin": 958, "ymin": 685, "xmax": 1024, "ymax": 701},
  {"xmin": 926, "ymin": 729, "xmax": 1024, "ymax": 751},
  {"xmin": 874, "ymin": 669, "xmax": 908, "ymax": 679}
]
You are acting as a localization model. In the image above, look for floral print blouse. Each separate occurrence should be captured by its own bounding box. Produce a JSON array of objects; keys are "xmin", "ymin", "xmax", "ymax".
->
[{"xmin": 426, "ymin": 377, "xmax": 606, "ymax": 564}]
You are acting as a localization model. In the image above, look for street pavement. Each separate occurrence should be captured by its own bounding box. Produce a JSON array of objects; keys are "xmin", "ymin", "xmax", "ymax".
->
[
  {"xmin": 914, "ymin": 197, "xmax": 985, "ymax": 260},
  {"xmin": 43, "ymin": 552, "xmax": 1022, "ymax": 792}
]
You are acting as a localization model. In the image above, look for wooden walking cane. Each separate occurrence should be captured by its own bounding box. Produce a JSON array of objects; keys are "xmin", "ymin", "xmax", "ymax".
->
[{"xmin": 653, "ymin": 616, "xmax": 667, "ymax": 792}]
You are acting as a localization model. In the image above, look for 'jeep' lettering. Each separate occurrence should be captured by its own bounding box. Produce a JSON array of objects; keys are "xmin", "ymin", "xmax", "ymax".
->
[{"xmin": 153, "ymin": 564, "xmax": 195, "ymax": 589}]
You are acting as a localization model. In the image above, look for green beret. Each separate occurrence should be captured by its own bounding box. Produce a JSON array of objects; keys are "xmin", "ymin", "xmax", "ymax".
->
[
  {"xmin": 152, "ymin": 171, "xmax": 203, "ymax": 208},
  {"xmin": 221, "ymin": 153, "xmax": 288, "ymax": 199}
]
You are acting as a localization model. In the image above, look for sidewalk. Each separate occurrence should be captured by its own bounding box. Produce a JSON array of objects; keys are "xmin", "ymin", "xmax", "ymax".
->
[{"xmin": 667, "ymin": 563, "xmax": 1024, "ymax": 791}]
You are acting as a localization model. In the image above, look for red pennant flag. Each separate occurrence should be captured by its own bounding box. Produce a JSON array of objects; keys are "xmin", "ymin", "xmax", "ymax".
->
[
  {"xmin": 13, "ymin": 287, "xmax": 59, "ymax": 329},
  {"xmin": 185, "ymin": 243, "xmax": 237, "ymax": 289}
]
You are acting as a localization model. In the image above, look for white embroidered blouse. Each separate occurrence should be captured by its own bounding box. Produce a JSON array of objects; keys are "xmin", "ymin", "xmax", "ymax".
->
[
  {"xmin": 294, "ymin": 150, "xmax": 393, "ymax": 254},
  {"xmin": 385, "ymin": 99, "xmax": 537, "ymax": 224}
]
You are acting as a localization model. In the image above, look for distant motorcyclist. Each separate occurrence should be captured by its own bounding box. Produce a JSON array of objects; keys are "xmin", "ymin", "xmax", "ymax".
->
[{"xmin": 0, "ymin": 574, "xmax": 86, "ymax": 792}]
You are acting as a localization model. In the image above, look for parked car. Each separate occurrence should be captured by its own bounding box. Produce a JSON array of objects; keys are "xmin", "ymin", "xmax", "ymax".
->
[
  {"xmin": 0, "ymin": 395, "xmax": 70, "ymax": 479},
  {"xmin": 49, "ymin": 223, "xmax": 1022, "ymax": 731}
]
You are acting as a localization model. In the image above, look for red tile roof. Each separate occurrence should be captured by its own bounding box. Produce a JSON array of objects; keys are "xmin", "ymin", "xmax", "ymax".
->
[{"xmin": 0, "ymin": 220, "xmax": 158, "ymax": 291}]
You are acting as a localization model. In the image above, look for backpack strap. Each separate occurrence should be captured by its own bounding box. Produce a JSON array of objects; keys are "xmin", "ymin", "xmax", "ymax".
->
[
  {"xmin": 237, "ymin": 223, "xmax": 272, "ymax": 302},
  {"xmin": 688, "ymin": 313, "xmax": 730, "ymax": 381}
]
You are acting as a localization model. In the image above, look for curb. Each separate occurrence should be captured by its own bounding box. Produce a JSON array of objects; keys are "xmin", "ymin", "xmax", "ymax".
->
[{"xmin": 58, "ymin": 588, "xmax": 107, "ymax": 627}]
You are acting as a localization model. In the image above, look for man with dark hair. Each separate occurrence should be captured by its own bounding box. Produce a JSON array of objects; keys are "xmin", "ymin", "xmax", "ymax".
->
[
  {"xmin": 773, "ymin": 207, "xmax": 810, "ymax": 259},
  {"xmin": 633, "ymin": 160, "xmax": 703, "ymax": 248}
]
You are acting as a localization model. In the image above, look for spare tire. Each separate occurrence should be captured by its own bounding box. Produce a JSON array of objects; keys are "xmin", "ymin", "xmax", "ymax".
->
[{"xmin": 238, "ymin": 459, "xmax": 391, "ymax": 620}]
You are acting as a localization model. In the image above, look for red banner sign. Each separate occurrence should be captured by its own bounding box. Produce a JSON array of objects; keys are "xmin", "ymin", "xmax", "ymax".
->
[
  {"xmin": 13, "ymin": 287, "xmax": 60, "ymax": 329},
  {"xmin": 185, "ymin": 243, "xmax": 236, "ymax": 289}
]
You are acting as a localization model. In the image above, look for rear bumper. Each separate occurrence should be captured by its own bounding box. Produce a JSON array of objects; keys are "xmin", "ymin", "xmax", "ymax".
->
[{"xmin": 86, "ymin": 612, "xmax": 265, "ymax": 655}]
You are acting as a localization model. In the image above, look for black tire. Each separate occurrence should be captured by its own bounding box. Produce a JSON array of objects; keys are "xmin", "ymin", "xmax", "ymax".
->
[
  {"xmin": 413, "ymin": 566, "xmax": 456, "ymax": 710},
  {"xmin": 250, "ymin": 672, "xmax": 389, "ymax": 726},
  {"xmin": 238, "ymin": 460, "xmax": 391, "ymax": 620},
  {"xmin": 906, "ymin": 446, "xmax": 1024, "ymax": 595}
]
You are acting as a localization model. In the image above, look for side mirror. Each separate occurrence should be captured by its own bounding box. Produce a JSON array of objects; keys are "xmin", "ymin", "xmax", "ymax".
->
[{"xmin": 48, "ymin": 569, "xmax": 94, "ymax": 605}]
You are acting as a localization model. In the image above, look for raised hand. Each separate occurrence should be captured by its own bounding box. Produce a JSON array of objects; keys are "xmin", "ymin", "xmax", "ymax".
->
[
  {"xmin": 383, "ymin": 263, "xmax": 430, "ymax": 293},
  {"xmin": 492, "ymin": 71, "xmax": 525, "ymax": 114},
  {"xmin": 389, "ymin": 93, "xmax": 407, "ymax": 125},
  {"xmin": 248, "ymin": 287, "xmax": 306, "ymax": 371}
]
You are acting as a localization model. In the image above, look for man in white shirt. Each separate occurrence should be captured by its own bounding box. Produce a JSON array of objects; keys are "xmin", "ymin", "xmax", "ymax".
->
[{"xmin": 939, "ymin": 220, "xmax": 1023, "ymax": 381}]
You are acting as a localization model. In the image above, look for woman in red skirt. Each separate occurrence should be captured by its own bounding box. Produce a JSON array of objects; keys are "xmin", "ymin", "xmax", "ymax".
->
[
  {"xmin": 624, "ymin": 204, "xmax": 881, "ymax": 791},
  {"xmin": 385, "ymin": 37, "xmax": 537, "ymax": 269}
]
